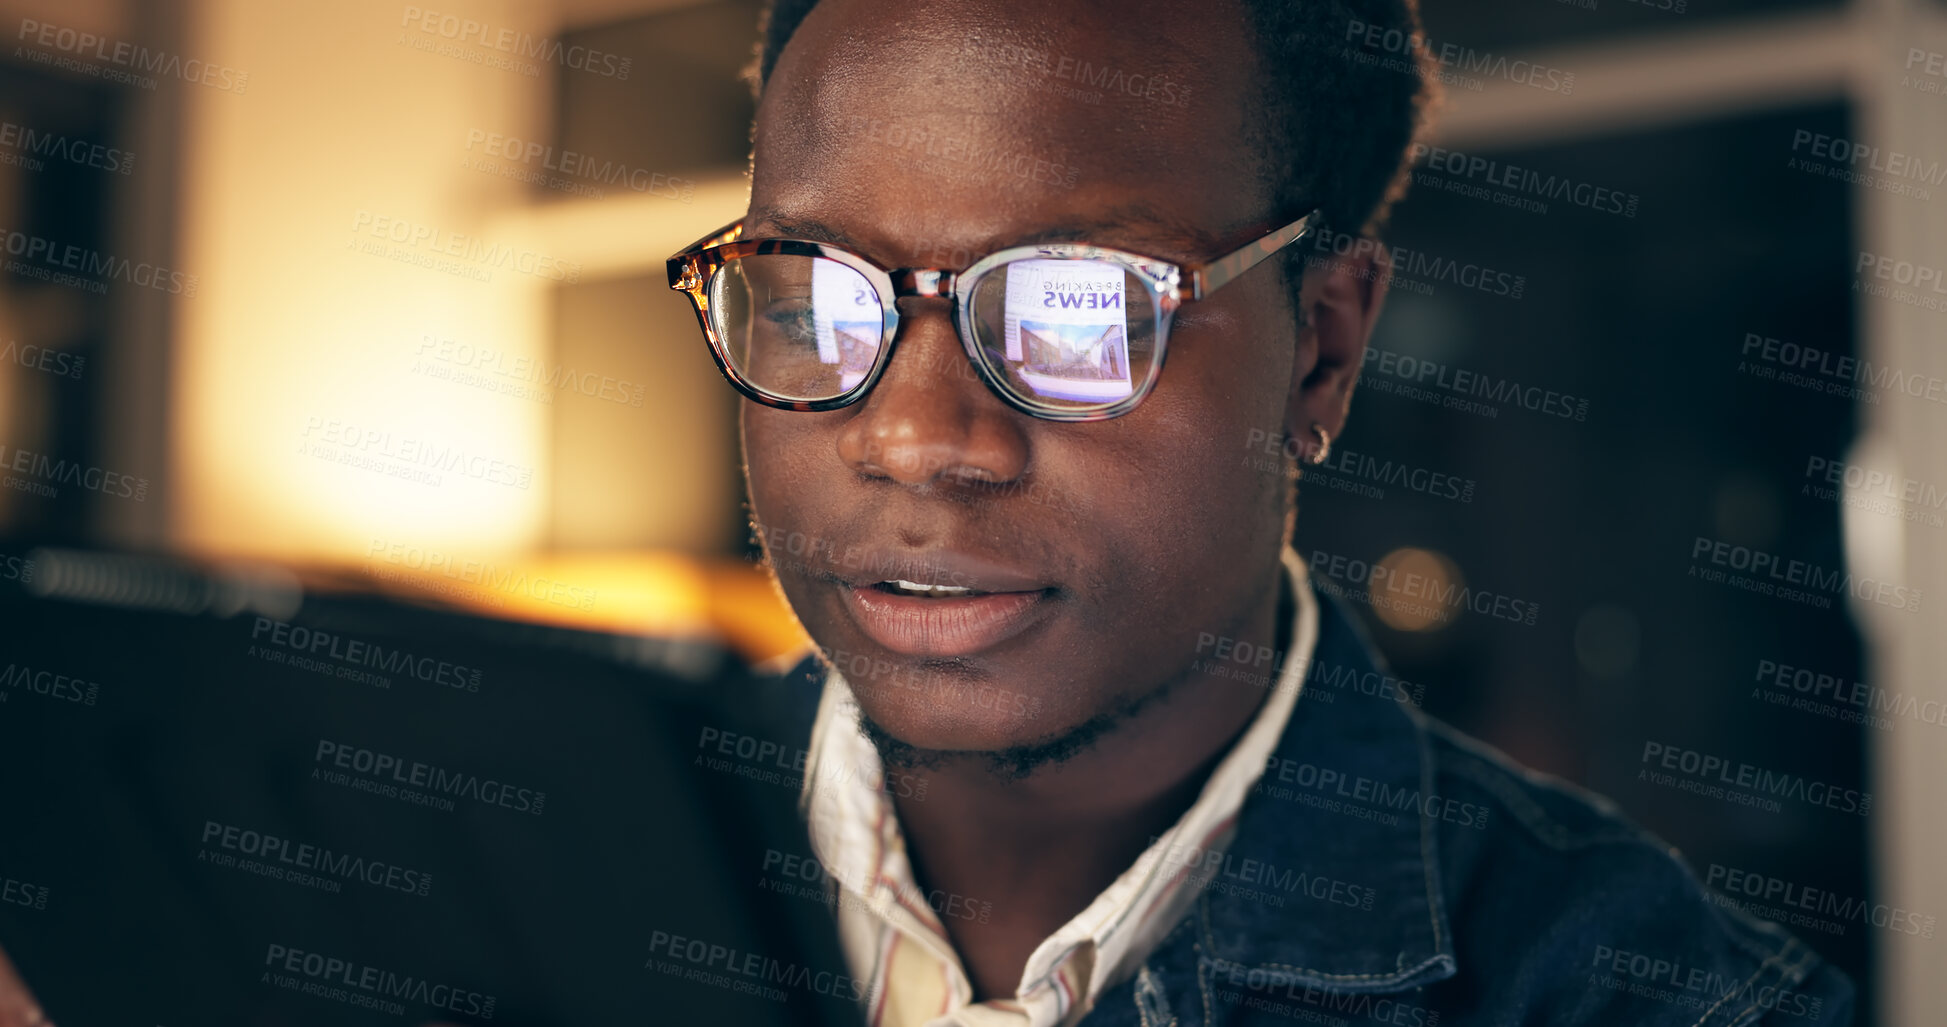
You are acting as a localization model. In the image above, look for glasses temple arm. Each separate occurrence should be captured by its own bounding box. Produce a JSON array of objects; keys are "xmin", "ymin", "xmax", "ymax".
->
[{"xmin": 1183, "ymin": 210, "xmax": 1318, "ymax": 301}]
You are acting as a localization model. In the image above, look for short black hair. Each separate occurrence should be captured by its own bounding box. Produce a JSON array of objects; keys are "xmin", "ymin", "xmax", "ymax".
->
[{"xmin": 745, "ymin": 0, "xmax": 1438, "ymax": 237}]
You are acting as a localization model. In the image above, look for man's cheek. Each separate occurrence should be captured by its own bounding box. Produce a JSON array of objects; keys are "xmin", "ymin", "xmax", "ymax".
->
[
  {"xmin": 740, "ymin": 410, "xmax": 823, "ymax": 523},
  {"xmin": 739, "ymin": 417, "xmax": 831, "ymax": 592}
]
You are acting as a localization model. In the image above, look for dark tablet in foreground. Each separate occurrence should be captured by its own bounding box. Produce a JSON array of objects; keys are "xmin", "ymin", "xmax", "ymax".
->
[{"xmin": 0, "ymin": 545, "xmax": 857, "ymax": 1027}]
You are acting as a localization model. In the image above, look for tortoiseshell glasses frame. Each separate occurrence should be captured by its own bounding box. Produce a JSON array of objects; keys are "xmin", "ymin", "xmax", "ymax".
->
[{"xmin": 665, "ymin": 210, "xmax": 1320, "ymax": 422}]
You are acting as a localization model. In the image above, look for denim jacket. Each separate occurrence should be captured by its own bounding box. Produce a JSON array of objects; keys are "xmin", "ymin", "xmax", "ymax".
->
[{"xmin": 780, "ymin": 587, "xmax": 1855, "ymax": 1026}]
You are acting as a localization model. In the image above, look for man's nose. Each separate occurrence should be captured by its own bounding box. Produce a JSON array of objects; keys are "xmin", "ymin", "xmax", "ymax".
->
[{"xmin": 834, "ymin": 298, "xmax": 1031, "ymax": 488}]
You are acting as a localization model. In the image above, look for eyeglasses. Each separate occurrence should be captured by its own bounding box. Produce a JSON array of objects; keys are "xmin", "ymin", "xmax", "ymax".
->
[{"xmin": 665, "ymin": 210, "xmax": 1319, "ymax": 422}]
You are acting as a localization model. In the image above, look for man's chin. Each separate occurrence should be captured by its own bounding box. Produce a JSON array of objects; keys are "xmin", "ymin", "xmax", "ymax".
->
[
  {"xmin": 824, "ymin": 649, "xmax": 1071, "ymax": 761},
  {"xmin": 849, "ymin": 690, "xmax": 1057, "ymax": 756},
  {"xmin": 854, "ymin": 706, "xmax": 1114, "ymax": 782},
  {"xmin": 850, "ymin": 678, "xmax": 1172, "ymax": 782}
]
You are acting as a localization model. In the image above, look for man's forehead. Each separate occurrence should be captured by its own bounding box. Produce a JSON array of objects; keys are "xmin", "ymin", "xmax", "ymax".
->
[
  {"xmin": 749, "ymin": 0, "xmax": 1270, "ymax": 268},
  {"xmin": 743, "ymin": 202, "xmax": 1237, "ymax": 269},
  {"xmin": 756, "ymin": 7, "xmax": 1228, "ymax": 163},
  {"xmin": 768, "ymin": 0, "xmax": 1230, "ymax": 100},
  {"xmin": 754, "ymin": 62, "xmax": 1213, "ymax": 184}
]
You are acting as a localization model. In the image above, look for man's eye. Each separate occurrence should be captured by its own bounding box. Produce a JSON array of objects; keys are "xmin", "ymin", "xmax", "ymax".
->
[{"xmin": 760, "ymin": 302, "xmax": 816, "ymax": 341}]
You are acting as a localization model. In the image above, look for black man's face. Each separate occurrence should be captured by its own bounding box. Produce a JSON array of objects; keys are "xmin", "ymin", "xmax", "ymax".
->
[{"xmin": 742, "ymin": 0, "xmax": 1309, "ymax": 760}]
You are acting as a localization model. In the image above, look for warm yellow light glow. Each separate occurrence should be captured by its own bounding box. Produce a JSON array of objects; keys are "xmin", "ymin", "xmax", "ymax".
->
[
  {"xmin": 173, "ymin": 0, "xmax": 560, "ymax": 563},
  {"xmin": 1371, "ymin": 546, "xmax": 1462, "ymax": 632},
  {"xmin": 169, "ymin": 0, "xmax": 755, "ymax": 580},
  {"xmin": 342, "ymin": 551, "xmax": 810, "ymax": 665},
  {"xmin": 495, "ymin": 172, "xmax": 752, "ymax": 281}
]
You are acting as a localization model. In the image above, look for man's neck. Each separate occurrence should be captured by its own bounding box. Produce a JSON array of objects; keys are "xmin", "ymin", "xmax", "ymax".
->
[{"xmin": 886, "ymin": 566, "xmax": 1295, "ymax": 1000}]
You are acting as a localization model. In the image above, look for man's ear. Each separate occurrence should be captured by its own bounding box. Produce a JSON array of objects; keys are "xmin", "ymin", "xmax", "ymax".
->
[{"xmin": 1288, "ymin": 240, "xmax": 1391, "ymax": 455}]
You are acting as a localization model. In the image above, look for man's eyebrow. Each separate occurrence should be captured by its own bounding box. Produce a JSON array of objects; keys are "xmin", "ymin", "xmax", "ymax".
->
[
  {"xmin": 749, "ymin": 213, "xmax": 861, "ymax": 248},
  {"xmin": 1007, "ymin": 204, "xmax": 1230, "ymax": 260},
  {"xmin": 748, "ymin": 205, "xmax": 1233, "ymax": 266}
]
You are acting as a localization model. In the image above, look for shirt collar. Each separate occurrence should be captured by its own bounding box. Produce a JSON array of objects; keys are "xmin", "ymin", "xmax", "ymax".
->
[{"xmin": 798, "ymin": 546, "xmax": 1327, "ymax": 1024}]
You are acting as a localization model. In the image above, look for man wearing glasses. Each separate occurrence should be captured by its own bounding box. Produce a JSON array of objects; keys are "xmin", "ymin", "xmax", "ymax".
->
[{"xmin": 661, "ymin": 0, "xmax": 1858, "ymax": 1024}]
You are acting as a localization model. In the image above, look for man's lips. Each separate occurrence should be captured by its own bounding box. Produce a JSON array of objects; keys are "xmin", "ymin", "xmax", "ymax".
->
[
  {"xmin": 824, "ymin": 548, "xmax": 1055, "ymax": 594},
  {"xmin": 820, "ymin": 548, "xmax": 1059, "ymax": 658}
]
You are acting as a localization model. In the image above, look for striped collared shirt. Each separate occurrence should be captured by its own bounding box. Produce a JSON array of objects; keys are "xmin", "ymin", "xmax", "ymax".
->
[{"xmin": 800, "ymin": 547, "xmax": 1320, "ymax": 1027}]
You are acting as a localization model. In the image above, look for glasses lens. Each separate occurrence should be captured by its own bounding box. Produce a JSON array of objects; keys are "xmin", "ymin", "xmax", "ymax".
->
[
  {"xmin": 708, "ymin": 254, "xmax": 885, "ymax": 402},
  {"xmin": 966, "ymin": 258, "xmax": 1156, "ymax": 413}
]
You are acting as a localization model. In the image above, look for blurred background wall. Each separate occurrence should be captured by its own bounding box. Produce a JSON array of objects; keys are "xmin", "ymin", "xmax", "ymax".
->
[{"xmin": 0, "ymin": 0, "xmax": 1942, "ymax": 1022}]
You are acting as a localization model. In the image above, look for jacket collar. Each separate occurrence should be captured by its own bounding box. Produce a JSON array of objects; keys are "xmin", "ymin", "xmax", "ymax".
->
[
  {"xmin": 777, "ymin": 586, "xmax": 1456, "ymax": 992},
  {"xmin": 1193, "ymin": 587, "xmax": 1456, "ymax": 992}
]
